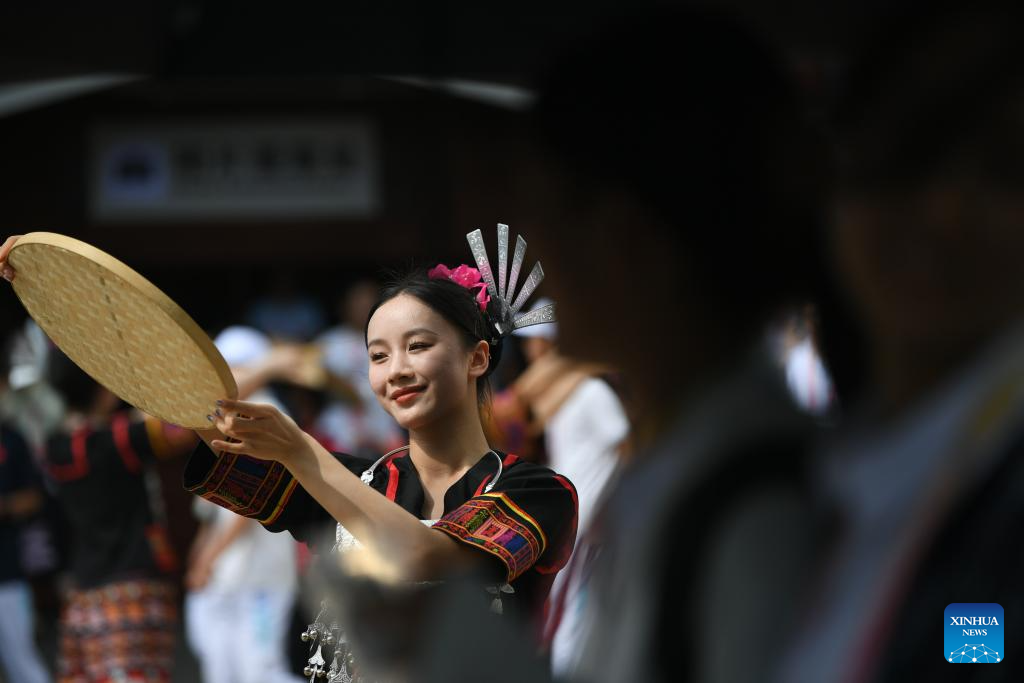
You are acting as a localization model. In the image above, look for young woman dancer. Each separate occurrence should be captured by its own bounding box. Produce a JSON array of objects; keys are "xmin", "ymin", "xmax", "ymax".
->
[
  {"xmin": 2, "ymin": 228, "xmax": 578, "ymax": 681},
  {"xmin": 188, "ymin": 260, "xmax": 577, "ymax": 609}
]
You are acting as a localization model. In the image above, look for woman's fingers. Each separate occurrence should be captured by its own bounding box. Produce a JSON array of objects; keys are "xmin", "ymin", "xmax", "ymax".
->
[
  {"xmin": 205, "ymin": 400, "xmax": 299, "ymax": 464},
  {"xmin": 210, "ymin": 438, "xmax": 248, "ymax": 454},
  {"xmin": 0, "ymin": 235, "xmax": 21, "ymax": 262},
  {"xmin": 209, "ymin": 412, "xmax": 259, "ymax": 436},
  {"xmin": 216, "ymin": 398, "xmax": 274, "ymax": 417},
  {"xmin": 0, "ymin": 235, "xmax": 21, "ymax": 282}
]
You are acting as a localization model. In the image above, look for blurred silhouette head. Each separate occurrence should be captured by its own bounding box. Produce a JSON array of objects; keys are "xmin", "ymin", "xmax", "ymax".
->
[
  {"xmin": 47, "ymin": 349, "xmax": 118, "ymax": 415},
  {"xmin": 832, "ymin": 2, "xmax": 1024, "ymax": 359},
  {"xmin": 527, "ymin": 8, "xmax": 827, "ymax": 393},
  {"xmin": 343, "ymin": 279, "xmax": 381, "ymax": 329}
]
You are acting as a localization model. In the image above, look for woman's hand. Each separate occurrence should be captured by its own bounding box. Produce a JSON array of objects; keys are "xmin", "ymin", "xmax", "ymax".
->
[
  {"xmin": 207, "ymin": 398, "xmax": 314, "ymax": 467},
  {"xmin": 0, "ymin": 235, "xmax": 23, "ymax": 282}
]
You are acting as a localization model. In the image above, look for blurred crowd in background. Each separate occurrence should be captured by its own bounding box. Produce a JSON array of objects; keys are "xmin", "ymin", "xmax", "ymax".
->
[{"xmin": 4, "ymin": 0, "xmax": 1024, "ymax": 681}]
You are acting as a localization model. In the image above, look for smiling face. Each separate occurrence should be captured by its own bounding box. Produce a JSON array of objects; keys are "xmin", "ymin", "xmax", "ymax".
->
[{"xmin": 366, "ymin": 293, "xmax": 488, "ymax": 431}]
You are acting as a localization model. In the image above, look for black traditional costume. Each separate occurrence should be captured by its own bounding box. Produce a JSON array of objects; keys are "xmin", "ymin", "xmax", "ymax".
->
[{"xmin": 184, "ymin": 444, "xmax": 577, "ymax": 616}]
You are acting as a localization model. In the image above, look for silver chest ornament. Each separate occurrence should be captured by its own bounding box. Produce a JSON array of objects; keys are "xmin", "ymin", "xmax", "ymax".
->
[{"xmin": 300, "ymin": 446, "xmax": 513, "ymax": 682}]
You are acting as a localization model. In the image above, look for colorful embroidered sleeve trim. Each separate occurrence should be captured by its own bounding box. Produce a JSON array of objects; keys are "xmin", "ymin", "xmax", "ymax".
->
[
  {"xmin": 481, "ymin": 491, "xmax": 548, "ymax": 550},
  {"xmin": 432, "ymin": 493, "xmax": 546, "ymax": 582},
  {"xmin": 183, "ymin": 449, "xmax": 296, "ymax": 525}
]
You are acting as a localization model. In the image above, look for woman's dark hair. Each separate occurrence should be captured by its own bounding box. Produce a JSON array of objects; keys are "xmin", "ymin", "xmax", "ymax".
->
[{"xmin": 364, "ymin": 269, "xmax": 503, "ymax": 404}]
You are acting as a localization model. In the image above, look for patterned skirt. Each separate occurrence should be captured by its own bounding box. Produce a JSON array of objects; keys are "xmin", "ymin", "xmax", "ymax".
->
[{"xmin": 58, "ymin": 578, "xmax": 178, "ymax": 683}]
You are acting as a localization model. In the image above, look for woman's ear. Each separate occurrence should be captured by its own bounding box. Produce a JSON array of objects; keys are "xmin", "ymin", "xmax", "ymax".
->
[{"xmin": 468, "ymin": 339, "xmax": 491, "ymax": 379}]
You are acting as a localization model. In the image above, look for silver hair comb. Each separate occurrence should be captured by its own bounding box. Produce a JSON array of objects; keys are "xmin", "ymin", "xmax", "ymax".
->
[{"xmin": 466, "ymin": 224, "xmax": 556, "ymax": 338}]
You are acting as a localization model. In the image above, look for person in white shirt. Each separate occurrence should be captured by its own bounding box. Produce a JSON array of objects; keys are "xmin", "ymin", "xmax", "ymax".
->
[
  {"xmin": 184, "ymin": 326, "xmax": 304, "ymax": 683},
  {"xmin": 507, "ymin": 300, "xmax": 630, "ymax": 675}
]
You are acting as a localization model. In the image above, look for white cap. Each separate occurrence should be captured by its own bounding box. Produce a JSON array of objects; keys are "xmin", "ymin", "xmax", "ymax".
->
[
  {"xmin": 214, "ymin": 325, "xmax": 272, "ymax": 367},
  {"xmin": 511, "ymin": 297, "xmax": 558, "ymax": 340},
  {"xmin": 8, "ymin": 320, "xmax": 49, "ymax": 390}
]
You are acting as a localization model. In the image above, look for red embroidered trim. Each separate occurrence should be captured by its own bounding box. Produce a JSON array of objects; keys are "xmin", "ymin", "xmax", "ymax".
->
[
  {"xmin": 386, "ymin": 460, "xmax": 400, "ymax": 501},
  {"xmin": 47, "ymin": 427, "xmax": 91, "ymax": 482},
  {"xmin": 112, "ymin": 414, "xmax": 142, "ymax": 474},
  {"xmin": 474, "ymin": 474, "xmax": 493, "ymax": 496}
]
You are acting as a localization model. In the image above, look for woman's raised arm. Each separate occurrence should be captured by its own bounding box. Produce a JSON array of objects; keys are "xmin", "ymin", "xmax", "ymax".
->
[{"xmin": 205, "ymin": 398, "xmax": 487, "ymax": 582}]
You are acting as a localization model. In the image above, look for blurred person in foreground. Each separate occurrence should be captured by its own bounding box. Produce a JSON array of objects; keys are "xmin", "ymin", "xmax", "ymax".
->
[
  {"xmin": 777, "ymin": 4, "xmax": 1024, "ymax": 681},
  {"xmin": 0, "ymin": 340, "xmax": 51, "ymax": 683},
  {"xmin": 520, "ymin": 8, "xmax": 835, "ymax": 682},
  {"xmin": 184, "ymin": 326, "xmax": 304, "ymax": 683}
]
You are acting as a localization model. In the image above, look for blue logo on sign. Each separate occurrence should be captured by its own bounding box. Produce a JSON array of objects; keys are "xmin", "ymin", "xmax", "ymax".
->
[{"xmin": 945, "ymin": 603, "xmax": 1003, "ymax": 663}]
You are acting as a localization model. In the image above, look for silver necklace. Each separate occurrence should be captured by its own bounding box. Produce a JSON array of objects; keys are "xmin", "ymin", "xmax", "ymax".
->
[{"xmin": 303, "ymin": 446, "xmax": 509, "ymax": 681}]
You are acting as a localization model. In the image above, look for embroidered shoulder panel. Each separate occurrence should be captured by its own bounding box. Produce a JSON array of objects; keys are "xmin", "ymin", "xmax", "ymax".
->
[{"xmin": 432, "ymin": 493, "xmax": 545, "ymax": 582}]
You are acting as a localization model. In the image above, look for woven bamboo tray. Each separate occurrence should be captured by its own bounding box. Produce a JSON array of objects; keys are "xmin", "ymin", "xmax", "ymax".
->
[{"xmin": 8, "ymin": 232, "xmax": 236, "ymax": 427}]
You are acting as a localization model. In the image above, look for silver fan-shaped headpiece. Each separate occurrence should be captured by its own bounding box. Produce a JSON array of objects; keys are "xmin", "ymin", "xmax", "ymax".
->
[{"xmin": 465, "ymin": 223, "xmax": 556, "ymax": 339}]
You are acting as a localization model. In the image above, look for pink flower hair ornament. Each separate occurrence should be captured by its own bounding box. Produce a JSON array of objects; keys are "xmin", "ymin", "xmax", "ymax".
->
[
  {"xmin": 430, "ymin": 225, "xmax": 557, "ymax": 340},
  {"xmin": 428, "ymin": 263, "xmax": 491, "ymax": 312}
]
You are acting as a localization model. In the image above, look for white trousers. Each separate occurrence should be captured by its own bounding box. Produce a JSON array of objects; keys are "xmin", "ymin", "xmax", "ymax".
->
[
  {"xmin": 185, "ymin": 588, "xmax": 304, "ymax": 683},
  {"xmin": 0, "ymin": 580, "xmax": 52, "ymax": 683}
]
